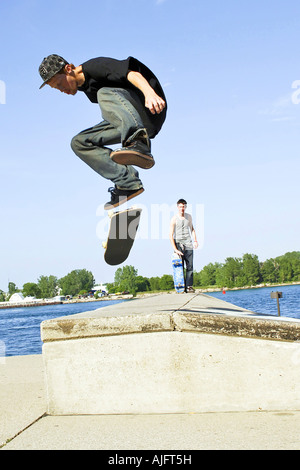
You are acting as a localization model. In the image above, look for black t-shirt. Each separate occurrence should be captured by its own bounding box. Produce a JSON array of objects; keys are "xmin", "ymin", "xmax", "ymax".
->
[{"xmin": 78, "ymin": 56, "xmax": 167, "ymax": 134}]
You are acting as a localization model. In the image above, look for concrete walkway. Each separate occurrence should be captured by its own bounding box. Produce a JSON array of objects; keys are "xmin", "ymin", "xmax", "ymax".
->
[{"xmin": 1, "ymin": 292, "xmax": 300, "ymax": 450}]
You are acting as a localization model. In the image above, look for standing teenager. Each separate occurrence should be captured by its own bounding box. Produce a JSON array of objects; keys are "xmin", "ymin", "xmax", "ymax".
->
[{"xmin": 170, "ymin": 199, "xmax": 198, "ymax": 293}]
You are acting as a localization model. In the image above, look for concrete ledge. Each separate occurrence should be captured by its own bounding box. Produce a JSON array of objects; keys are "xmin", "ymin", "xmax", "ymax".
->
[
  {"xmin": 41, "ymin": 311, "xmax": 174, "ymax": 342},
  {"xmin": 41, "ymin": 293, "xmax": 300, "ymax": 415},
  {"xmin": 41, "ymin": 292, "xmax": 300, "ymax": 343},
  {"xmin": 174, "ymin": 311, "xmax": 300, "ymax": 341}
]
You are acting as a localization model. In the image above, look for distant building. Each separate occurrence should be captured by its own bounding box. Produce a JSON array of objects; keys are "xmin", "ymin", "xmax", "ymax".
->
[
  {"xmin": 91, "ymin": 285, "xmax": 108, "ymax": 294},
  {"xmin": 52, "ymin": 295, "xmax": 66, "ymax": 302},
  {"xmin": 9, "ymin": 293, "xmax": 24, "ymax": 303}
]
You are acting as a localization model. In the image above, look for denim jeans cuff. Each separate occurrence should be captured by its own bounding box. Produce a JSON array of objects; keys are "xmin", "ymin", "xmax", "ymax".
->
[{"xmin": 125, "ymin": 128, "xmax": 150, "ymax": 148}]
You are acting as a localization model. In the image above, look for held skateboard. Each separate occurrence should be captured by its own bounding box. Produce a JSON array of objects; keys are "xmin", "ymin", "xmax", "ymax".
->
[
  {"xmin": 102, "ymin": 207, "xmax": 142, "ymax": 266},
  {"xmin": 172, "ymin": 252, "xmax": 185, "ymax": 293}
]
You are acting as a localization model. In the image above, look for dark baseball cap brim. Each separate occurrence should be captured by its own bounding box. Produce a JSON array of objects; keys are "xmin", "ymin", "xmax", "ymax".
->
[
  {"xmin": 39, "ymin": 80, "xmax": 49, "ymax": 89},
  {"xmin": 39, "ymin": 68, "xmax": 62, "ymax": 89}
]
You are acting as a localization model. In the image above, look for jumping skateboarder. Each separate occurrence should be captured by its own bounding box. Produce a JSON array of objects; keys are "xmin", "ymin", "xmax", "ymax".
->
[
  {"xmin": 169, "ymin": 199, "xmax": 198, "ymax": 293},
  {"xmin": 38, "ymin": 54, "xmax": 167, "ymax": 209}
]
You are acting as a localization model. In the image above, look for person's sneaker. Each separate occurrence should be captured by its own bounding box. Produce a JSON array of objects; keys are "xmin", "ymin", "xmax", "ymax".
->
[
  {"xmin": 187, "ymin": 286, "xmax": 195, "ymax": 293},
  {"xmin": 110, "ymin": 141, "xmax": 155, "ymax": 169},
  {"xmin": 104, "ymin": 186, "xmax": 144, "ymax": 210}
]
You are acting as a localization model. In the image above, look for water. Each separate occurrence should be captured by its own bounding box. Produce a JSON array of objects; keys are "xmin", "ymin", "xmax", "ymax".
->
[
  {"xmin": 1, "ymin": 285, "xmax": 300, "ymax": 357},
  {"xmin": 209, "ymin": 284, "xmax": 300, "ymax": 319},
  {"xmin": 0, "ymin": 300, "xmax": 124, "ymax": 357}
]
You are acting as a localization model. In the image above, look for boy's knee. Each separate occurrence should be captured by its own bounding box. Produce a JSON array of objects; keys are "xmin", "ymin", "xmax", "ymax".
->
[
  {"xmin": 70, "ymin": 134, "xmax": 85, "ymax": 154},
  {"xmin": 97, "ymin": 87, "xmax": 118, "ymax": 107},
  {"xmin": 71, "ymin": 135, "xmax": 78, "ymax": 151},
  {"xmin": 97, "ymin": 87, "xmax": 112, "ymax": 100}
]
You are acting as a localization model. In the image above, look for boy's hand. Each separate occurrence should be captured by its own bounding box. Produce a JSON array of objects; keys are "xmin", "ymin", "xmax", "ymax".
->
[
  {"xmin": 145, "ymin": 91, "xmax": 166, "ymax": 114},
  {"xmin": 127, "ymin": 71, "xmax": 166, "ymax": 114}
]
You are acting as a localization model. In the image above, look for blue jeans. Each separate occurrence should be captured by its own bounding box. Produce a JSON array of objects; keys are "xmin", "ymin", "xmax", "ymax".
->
[
  {"xmin": 71, "ymin": 87, "xmax": 159, "ymax": 190},
  {"xmin": 176, "ymin": 242, "xmax": 194, "ymax": 288}
]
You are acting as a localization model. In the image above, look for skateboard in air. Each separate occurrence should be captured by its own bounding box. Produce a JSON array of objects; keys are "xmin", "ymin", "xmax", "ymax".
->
[
  {"xmin": 102, "ymin": 207, "xmax": 142, "ymax": 265},
  {"xmin": 172, "ymin": 252, "xmax": 185, "ymax": 293}
]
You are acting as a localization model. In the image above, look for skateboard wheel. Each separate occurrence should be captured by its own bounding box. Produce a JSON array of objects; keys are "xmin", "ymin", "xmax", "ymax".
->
[
  {"xmin": 108, "ymin": 210, "xmax": 114, "ymax": 218},
  {"xmin": 102, "ymin": 241, "xmax": 107, "ymax": 249}
]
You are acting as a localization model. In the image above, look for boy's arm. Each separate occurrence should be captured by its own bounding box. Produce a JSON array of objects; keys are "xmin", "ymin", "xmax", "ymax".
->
[
  {"xmin": 169, "ymin": 217, "xmax": 183, "ymax": 256},
  {"xmin": 127, "ymin": 70, "xmax": 166, "ymax": 115},
  {"xmin": 191, "ymin": 227, "xmax": 198, "ymax": 249}
]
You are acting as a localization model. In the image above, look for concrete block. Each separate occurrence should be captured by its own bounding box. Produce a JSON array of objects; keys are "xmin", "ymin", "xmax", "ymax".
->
[
  {"xmin": 43, "ymin": 331, "xmax": 300, "ymax": 415},
  {"xmin": 41, "ymin": 294, "xmax": 300, "ymax": 415}
]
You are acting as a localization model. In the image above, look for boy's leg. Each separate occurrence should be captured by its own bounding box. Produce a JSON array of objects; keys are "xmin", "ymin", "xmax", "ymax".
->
[
  {"xmin": 98, "ymin": 87, "xmax": 156, "ymax": 169},
  {"xmin": 184, "ymin": 250, "xmax": 194, "ymax": 291},
  {"xmin": 176, "ymin": 243, "xmax": 194, "ymax": 292},
  {"xmin": 70, "ymin": 120, "xmax": 143, "ymax": 191}
]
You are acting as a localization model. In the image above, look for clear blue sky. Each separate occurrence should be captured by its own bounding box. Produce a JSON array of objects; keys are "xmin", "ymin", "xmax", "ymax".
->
[{"xmin": 1, "ymin": 0, "xmax": 300, "ymax": 291}]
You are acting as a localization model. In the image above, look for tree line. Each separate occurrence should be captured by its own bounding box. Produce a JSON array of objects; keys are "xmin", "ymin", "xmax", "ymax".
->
[
  {"xmin": 195, "ymin": 251, "xmax": 300, "ymax": 288},
  {"xmin": 0, "ymin": 269, "xmax": 95, "ymax": 302},
  {"xmin": 1, "ymin": 251, "xmax": 299, "ymax": 302},
  {"xmin": 107, "ymin": 251, "xmax": 300, "ymax": 295}
]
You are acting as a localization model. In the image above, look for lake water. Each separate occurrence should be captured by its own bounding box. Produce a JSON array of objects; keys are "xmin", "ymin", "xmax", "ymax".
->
[
  {"xmin": 0, "ymin": 285, "xmax": 300, "ymax": 357},
  {"xmin": 0, "ymin": 300, "xmax": 124, "ymax": 357},
  {"xmin": 209, "ymin": 284, "xmax": 300, "ymax": 319}
]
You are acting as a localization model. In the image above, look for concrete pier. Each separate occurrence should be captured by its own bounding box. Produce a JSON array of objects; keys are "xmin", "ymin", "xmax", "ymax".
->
[
  {"xmin": 41, "ymin": 292, "xmax": 300, "ymax": 415},
  {"xmin": 1, "ymin": 292, "xmax": 300, "ymax": 450}
]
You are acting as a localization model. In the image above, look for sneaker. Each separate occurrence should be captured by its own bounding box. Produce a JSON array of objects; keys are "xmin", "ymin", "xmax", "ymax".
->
[
  {"xmin": 104, "ymin": 186, "xmax": 144, "ymax": 210},
  {"xmin": 110, "ymin": 141, "xmax": 155, "ymax": 169},
  {"xmin": 187, "ymin": 286, "xmax": 195, "ymax": 293}
]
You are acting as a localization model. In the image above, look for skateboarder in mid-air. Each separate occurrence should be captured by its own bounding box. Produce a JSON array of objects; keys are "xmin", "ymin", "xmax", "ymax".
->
[
  {"xmin": 170, "ymin": 199, "xmax": 198, "ymax": 293},
  {"xmin": 38, "ymin": 54, "xmax": 167, "ymax": 209}
]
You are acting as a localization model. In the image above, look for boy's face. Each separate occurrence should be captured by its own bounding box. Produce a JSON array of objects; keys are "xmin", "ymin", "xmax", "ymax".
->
[
  {"xmin": 177, "ymin": 203, "xmax": 186, "ymax": 216},
  {"xmin": 47, "ymin": 71, "xmax": 78, "ymax": 95}
]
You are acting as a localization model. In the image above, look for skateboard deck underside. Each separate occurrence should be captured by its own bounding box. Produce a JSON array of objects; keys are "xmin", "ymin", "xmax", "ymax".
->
[{"xmin": 104, "ymin": 208, "xmax": 142, "ymax": 266}]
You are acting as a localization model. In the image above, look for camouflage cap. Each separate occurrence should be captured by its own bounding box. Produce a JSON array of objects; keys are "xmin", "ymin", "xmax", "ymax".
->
[{"xmin": 39, "ymin": 54, "xmax": 68, "ymax": 89}]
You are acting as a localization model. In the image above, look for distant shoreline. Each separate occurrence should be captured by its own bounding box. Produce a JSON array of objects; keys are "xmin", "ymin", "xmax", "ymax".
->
[
  {"xmin": 196, "ymin": 281, "xmax": 300, "ymax": 294},
  {"xmin": 0, "ymin": 294, "xmax": 133, "ymax": 310},
  {"xmin": 1, "ymin": 282, "xmax": 299, "ymax": 310}
]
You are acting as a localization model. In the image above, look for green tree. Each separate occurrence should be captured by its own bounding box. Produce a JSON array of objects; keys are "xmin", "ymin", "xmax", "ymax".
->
[
  {"xmin": 198, "ymin": 262, "xmax": 221, "ymax": 286},
  {"xmin": 149, "ymin": 277, "xmax": 161, "ymax": 291},
  {"xmin": 193, "ymin": 271, "xmax": 201, "ymax": 287},
  {"xmin": 261, "ymin": 258, "xmax": 279, "ymax": 283},
  {"xmin": 8, "ymin": 282, "xmax": 18, "ymax": 296},
  {"xmin": 289, "ymin": 252, "xmax": 300, "ymax": 281},
  {"xmin": 114, "ymin": 265, "xmax": 138, "ymax": 295},
  {"xmin": 159, "ymin": 274, "xmax": 174, "ymax": 290},
  {"xmin": 22, "ymin": 282, "xmax": 41, "ymax": 298},
  {"xmin": 0, "ymin": 290, "xmax": 6, "ymax": 302},
  {"xmin": 37, "ymin": 275, "xmax": 58, "ymax": 298},
  {"xmin": 59, "ymin": 269, "xmax": 94, "ymax": 296},
  {"xmin": 106, "ymin": 282, "xmax": 118, "ymax": 293},
  {"xmin": 276, "ymin": 251, "xmax": 300, "ymax": 282},
  {"xmin": 214, "ymin": 264, "xmax": 226, "ymax": 287},
  {"xmin": 221, "ymin": 257, "xmax": 244, "ymax": 288},
  {"xmin": 135, "ymin": 276, "xmax": 150, "ymax": 292},
  {"xmin": 278, "ymin": 256, "xmax": 294, "ymax": 283},
  {"xmin": 242, "ymin": 253, "xmax": 261, "ymax": 286}
]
